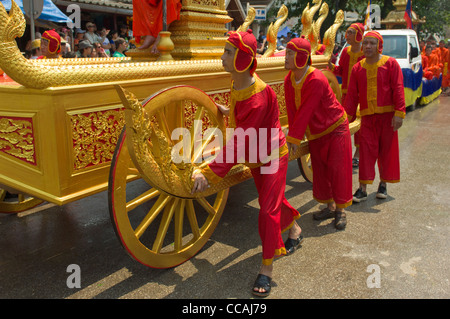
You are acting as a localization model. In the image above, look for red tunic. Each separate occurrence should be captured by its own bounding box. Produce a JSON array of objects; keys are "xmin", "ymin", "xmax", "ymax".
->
[
  {"xmin": 285, "ymin": 67, "xmax": 348, "ymax": 145},
  {"xmin": 201, "ymin": 75, "xmax": 299, "ymax": 265},
  {"xmin": 331, "ymin": 46, "xmax": 364, "ymax": 106},
  {"xmin": 284, "ymin": 67, "xmax": 352, "ymax": 208},
  {"xmin": 331, "ymin": 46, "xmax": 364, "ymax": 147},
  {"xmin": 346, "ymin": 56, "xmax": 406, "ymax": 121},
  {"xmin": 345, "ymin": 56, "xmax": 406, "ymax": 184},
  {"xmin": 132, "ymin": 0, "xmax": 182, "ymax": 40}
]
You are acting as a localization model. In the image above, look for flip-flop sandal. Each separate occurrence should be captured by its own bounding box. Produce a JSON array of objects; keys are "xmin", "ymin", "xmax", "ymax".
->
[
  {"xmin": 284, "ymin": 235, "xmax": 304, "ymax": 255},
  {"xmin": 252, "ymin": 274, "xmax": 271, "ymax": 297}
]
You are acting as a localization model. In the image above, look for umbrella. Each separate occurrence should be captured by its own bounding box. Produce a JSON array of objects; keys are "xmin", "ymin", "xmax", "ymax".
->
[{"xmin": 1, "ymin": 0, "xmax": 72, "ymax": 23}]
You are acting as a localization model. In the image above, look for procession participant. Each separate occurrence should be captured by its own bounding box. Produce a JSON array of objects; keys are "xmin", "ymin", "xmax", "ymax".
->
[
  {"xmin": 422, "ymin": 45, "xmax": 441, "ymax": 80},
  {"xmin": 132, "ymin": 0, "xmax": 182, "ymax": 52},
  {"xmin": 329, "ymin": 22, "xmax": 365, "ymax": 168},
  {"xmin": 436, "ymin": 40, "xmax": 449, "ymax": 94},
  {"xmin": 38, "ymin": 30, "xmax": 61, "ymax": 59},
  {"xmin": 284, "ymin": 36, "xmax": 352, "ymax": 230},
  {"xmin": 345, "ymin": 31, "xmax": 406, "ymax": 202},
  {"xmin": 191, "ymin": 29, "xmax": 301, "ymax": 297}
]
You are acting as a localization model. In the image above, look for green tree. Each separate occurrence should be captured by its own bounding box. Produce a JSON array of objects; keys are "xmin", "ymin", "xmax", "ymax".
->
[
  {"xmin": 414, "ymin": 0, "xmax": 450, "ymax": 38},
  {"xmin": 264, "ymin": 0, "xmax": 449, "ymax": 39}
]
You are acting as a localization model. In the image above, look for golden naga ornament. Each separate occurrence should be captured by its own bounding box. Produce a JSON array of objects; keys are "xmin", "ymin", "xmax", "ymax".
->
[{"xmin": 0, "ymin": 0, "xmax": 343, "ymax": 90}]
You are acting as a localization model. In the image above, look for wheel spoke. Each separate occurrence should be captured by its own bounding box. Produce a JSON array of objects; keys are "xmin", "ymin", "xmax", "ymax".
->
[
  {"xmin": 196, "ymin": 197, "xmax": 216, "ymax": 217},
  {"xmin": 134, "ymin": 194, "xmax": 171, "ymax": 239},
  {"xmin": 186, "ymin": 199, "xmax": 200, "ymax": 240},
  {"xmin": 126, "ymin": 188, "xmax": 160, "ymax": 212},
  {"xmin": 189, "ymin": 106, "xmax": 204, "ymax": 158},
  {"xmin": 155, "ymin": 109, "xmax": 173, "ymax": 146},
  {"xmin": 191, "ymin": 126, "xmax": 219, "ymax": 163},
  {"xmin": 173, "ymin": 199, "xmax": 186, "ymax": 251},
  {"xmin": 152, "ymin": 198, "xmax": 179, "ymax": 253}
]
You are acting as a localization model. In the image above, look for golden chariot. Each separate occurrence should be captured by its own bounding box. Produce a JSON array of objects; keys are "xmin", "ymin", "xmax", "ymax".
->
[{"xmin": 0, "ymin": 0, "xmax": 359, "ymax": 268}]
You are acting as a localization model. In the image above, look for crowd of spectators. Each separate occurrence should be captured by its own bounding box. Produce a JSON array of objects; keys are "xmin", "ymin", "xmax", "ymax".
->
[{"xmin": 24, "ymin": 22, "xmax": 133, "ymax": 59}]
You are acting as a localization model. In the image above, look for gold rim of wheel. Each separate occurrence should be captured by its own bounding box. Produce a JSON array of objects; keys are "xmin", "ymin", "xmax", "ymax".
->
[
  {"xmin": 297, "ymin": 154, "xmax": 313, "ymax": 183},
  {"xmin": 108, "ymin": 86, "xmax": 229, "ymax": 268},
  {"xmin": 0, "ymin": 189, "xmax": 44, "ymax": 214}
]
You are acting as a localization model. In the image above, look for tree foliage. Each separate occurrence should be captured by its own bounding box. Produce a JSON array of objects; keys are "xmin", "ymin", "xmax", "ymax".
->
[{"xmin": 414, "ymin": 0, "xmax": 450, "ymax": 38}]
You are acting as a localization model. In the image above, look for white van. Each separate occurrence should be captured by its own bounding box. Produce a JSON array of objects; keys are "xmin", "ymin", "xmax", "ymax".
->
[
  {"xmin": 336, "ymin": 29, "xmax": 423, "ymax": 108},
  {"xmin": 377, "ymin": 29, "xmax": 421, "ymax": 72}
]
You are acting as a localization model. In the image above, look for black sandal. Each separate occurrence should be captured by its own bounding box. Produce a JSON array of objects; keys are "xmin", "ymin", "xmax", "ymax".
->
[
  {"xmin": 284, "ymin": 235, "xmax": 304, "ymax": 255},
  {"xmin": 252, "ymin": 274, "xmax": 272, "ymax": 297}
]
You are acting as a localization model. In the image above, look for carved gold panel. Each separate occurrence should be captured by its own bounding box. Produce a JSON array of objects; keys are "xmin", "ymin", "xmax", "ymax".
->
[
  {"xmin": 0, "ymin": 115, "xmax": 36, "ymax": 165},
  {"xmin": 69, "ymin": 107, "xmax": 125, "ymax": 171}
]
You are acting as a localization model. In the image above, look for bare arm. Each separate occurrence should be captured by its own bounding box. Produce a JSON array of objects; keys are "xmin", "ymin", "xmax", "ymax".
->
[{"xmin": 216, "ymin": 103, "xmax": 229, "ymax": 116}]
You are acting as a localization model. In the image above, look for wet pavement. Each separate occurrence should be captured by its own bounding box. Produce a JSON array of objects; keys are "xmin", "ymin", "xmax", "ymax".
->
[{"xmin": 0, "ymin": 95, "xmax": 449, "ymax": 300}]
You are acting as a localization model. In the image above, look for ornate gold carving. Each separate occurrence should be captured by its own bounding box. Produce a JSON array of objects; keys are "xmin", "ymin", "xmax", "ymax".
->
[
  {"xmin": 310, "ymin": 2, "xmax": 328, "ymax": 54},
  {"xmin": 263, "ymin": 5, "xmax": 288, "ymax": 57},
  {"xmin": 236, "ymin": 7, "xmax": 256, "ymax": 32},
  {"xmin": 0, "ymin": 1, "xmax": 341, "ymax": 89},
  {"xmin": 0, "ymin": 116, "xmax": 35, "ymax": 165},
  {"xmin": 270, "ymin": 83, "xmax": 287, "ymax": 117},
  {"xmin": 322, "ymin": 9, "xmax": 344, "ymax": 59},
  {"xmin": 301, "ymin": 0, "xmax": 322, "ymax": 40},
  {"xmin": 71, "ymin": 109, "xmax": 125, "ymax": 170},
  {"xmin": 116, "ymin": 86, "xmax": 195, "ymax": 197}
]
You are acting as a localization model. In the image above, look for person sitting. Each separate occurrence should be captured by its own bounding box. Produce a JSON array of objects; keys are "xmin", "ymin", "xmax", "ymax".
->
[
  {"xmin": 132, "ymin": 0, "xmax": 182, "ymax": 52},
  {"xmin": 423, "ymin": 45, "xmax": 442, "ymax": 79}
]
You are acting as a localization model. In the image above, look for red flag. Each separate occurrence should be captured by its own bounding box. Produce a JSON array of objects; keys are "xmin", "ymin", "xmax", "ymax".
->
[{"xmin": 404, "ymin": 0, "xmax": 413, "ymax": 29}]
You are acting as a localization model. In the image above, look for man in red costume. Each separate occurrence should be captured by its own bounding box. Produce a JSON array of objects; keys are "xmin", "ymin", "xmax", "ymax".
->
[
  {"xmin": 436, "ymin": 40, "xmax": 449, "ymax": 94},
  {"xmin": 38, "ymin": 30, "xmax": 61, "ymax": 59},
  {"xmin": 345, "ymin": 31, "xmax": 406, "ymax": 202},
  {"xmin": 132, "ymin": 0, "xmax": 182, "ymax": 52},
  {"xmin": 329, "ymin": 22, "xmax": 365, "ymax": 167},
  {"xmin": 284, "ymin": 37, "xmax": 353, "ymax": 230},
  {"xmin": 191, "ymin": 29, "xmax": 301, "ymax": 297}
]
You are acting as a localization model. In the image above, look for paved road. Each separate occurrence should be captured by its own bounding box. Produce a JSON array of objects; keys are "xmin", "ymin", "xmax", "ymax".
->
[{"xmin": 0, "ymin": 95, "xmax": 449, "ymax": 301}]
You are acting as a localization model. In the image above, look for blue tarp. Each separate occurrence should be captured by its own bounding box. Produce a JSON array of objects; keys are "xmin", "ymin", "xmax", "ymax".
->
[
  {"xmin": 402, "ymin": 65, "xmax": 423, "ymax": 91},
  {"xmin": 422, "ymin": 74, "xmax": 442, "ymax": 98},
  {"xmin": 1, "ymin": 0, "xmax": 72, "ymax": 23}
]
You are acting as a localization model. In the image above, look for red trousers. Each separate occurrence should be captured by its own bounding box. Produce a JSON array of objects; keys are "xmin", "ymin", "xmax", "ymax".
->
[
  {"xmin": 309, "ymin": 120, "xmax": 353, "ymax": 209},
  {"xmin": 359, "ymin": 113, "xmax": 400, "ymax": 184},
  {"xmin": 251, "ymin": 154, "xmax": 300, "ymax": 265}
]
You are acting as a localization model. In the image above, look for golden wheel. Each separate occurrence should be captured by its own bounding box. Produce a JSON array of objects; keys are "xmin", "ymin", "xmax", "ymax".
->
[
  {"xmin": 109, "ymin": 86, "xmax": 229, "ymax": 268},
  {"xmin": 0, "ymin": 189, "xmax": 44, "ymax": 214},
  {"xmin": 322, "ymin": 69, "xmax": 342, "ymax": 103},
  {"xmin": 297, "ymin": 154, "xmax": 313, "ymax": 183}
]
